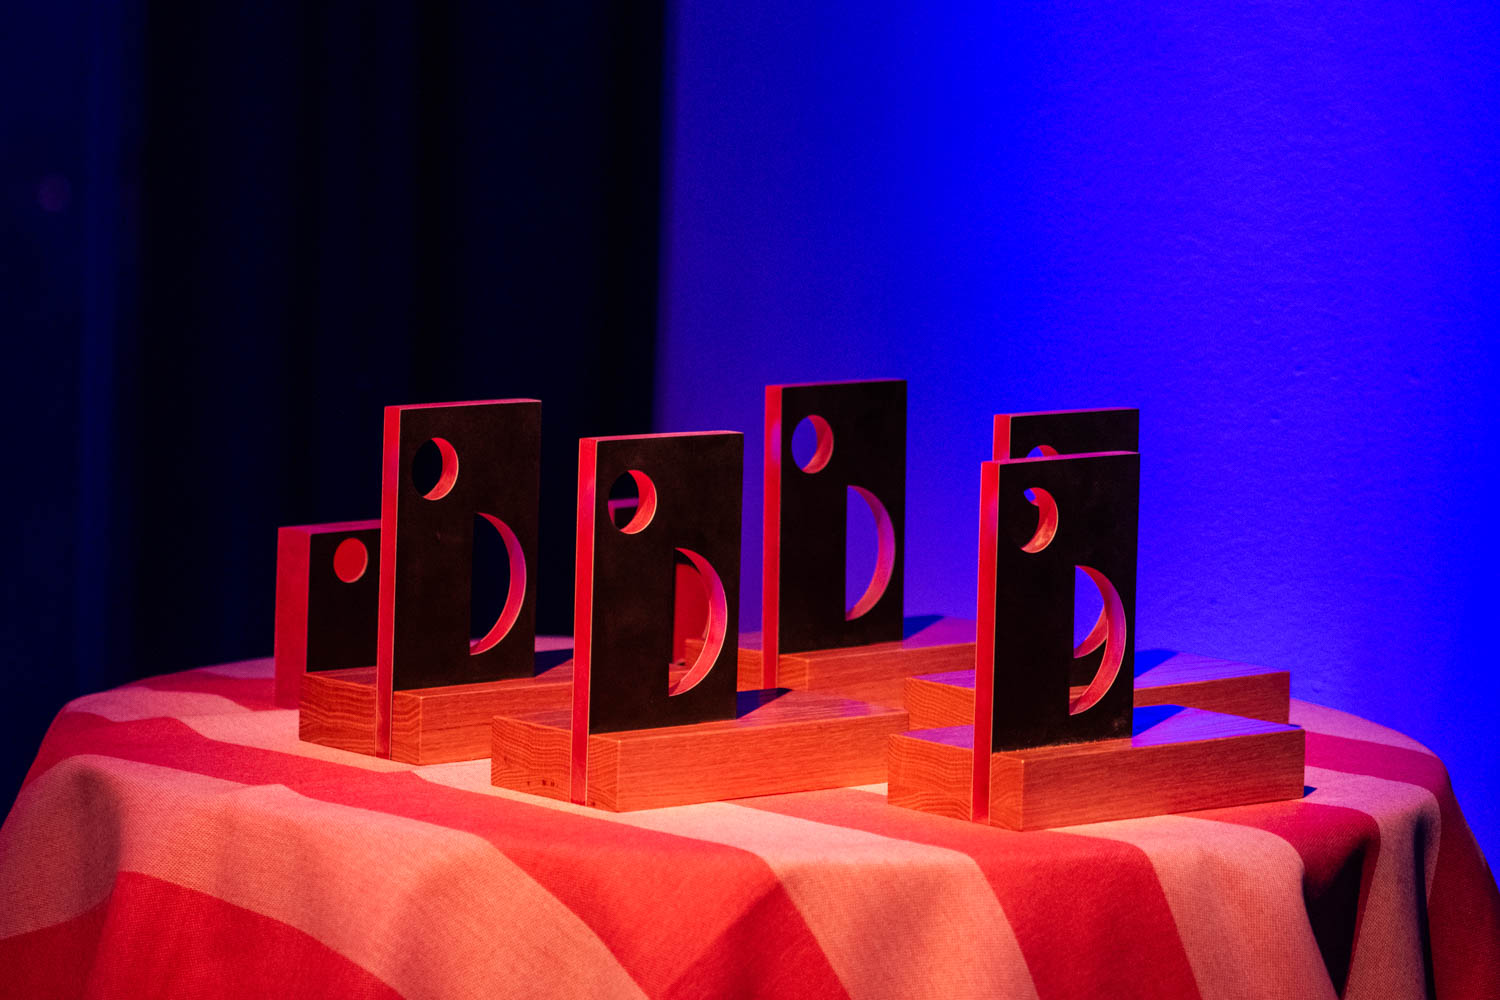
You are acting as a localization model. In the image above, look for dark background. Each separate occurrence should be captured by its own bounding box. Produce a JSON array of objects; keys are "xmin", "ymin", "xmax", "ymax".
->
[{"xmin": 2, "ymin": 1, "xmax": 664, "ymax": 809}]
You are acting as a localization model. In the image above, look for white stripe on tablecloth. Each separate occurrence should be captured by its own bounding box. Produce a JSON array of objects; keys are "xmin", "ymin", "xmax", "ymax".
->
[
  {"xmin": 418, "ymin": 761, "xmax": 1040, "ymax": 1000},
  {"xmin": 195, "ymin": 657, "xmax": 276, "ymax": 679},
  {"xmin": 180, "ymin": 710, "xmax": 412, "ymax": 772},
  {"xmin": 1291, "ymin": 700, "xmax": 1433, "ymax": 754},
  {"xmin": 1062, "ymin": 813, "xmax": 1337, "ymax": 1000},
  {"xmin": 0, "ymin": 754, "xmax": 647, "ymax": 1000},
  {"xmin": 1301, "ymin": 765, "xmax": 1440, "ymax": 1000},
  {"xmin": 0, "ymin": 756, "xmax": 245, "ymax": 937},
  {"xmin": 63, "ymin": 688, "xmax": 253, "ymax": 722}
]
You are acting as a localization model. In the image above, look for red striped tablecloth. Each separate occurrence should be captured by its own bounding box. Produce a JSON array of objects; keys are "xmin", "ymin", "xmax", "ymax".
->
[{"xmin": 2, "ymin": 657, "xmax": 1497, "ymax": 1000}]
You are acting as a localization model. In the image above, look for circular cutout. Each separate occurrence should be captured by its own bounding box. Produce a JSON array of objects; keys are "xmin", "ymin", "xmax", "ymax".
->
[
  {"xmin": 413, "ymin": 437, "xmax": 459, "ymax": 501},
  {"xmin": 332, "ymin": 538, "xmax": 368, "ymax": 583},
  {"xmin": 792, "ymin": 415, "xmax": 834, "ymax": 473},
  {"xmin": 1026, "ymin": 444, "xmax": 1059, "ymax": 459},
  {"xmin": 1019, "ymin": 487, "xmax": 1058, "ymax": 553},
  {"xmin": 608, "ymin": 469, "xmax": 658, "ymax": 534}
]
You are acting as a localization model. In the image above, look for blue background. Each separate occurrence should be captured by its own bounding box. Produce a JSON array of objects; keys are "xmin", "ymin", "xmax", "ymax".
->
[{"xmin": 658, "ymin": 1, "xmax": 1500, "ymax": 859}]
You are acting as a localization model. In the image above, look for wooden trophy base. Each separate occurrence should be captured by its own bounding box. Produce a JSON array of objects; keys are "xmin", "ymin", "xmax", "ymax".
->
[
  {"xmin": 686, "ymin": 615, "xmax": 976, "ymax": 708},
  {"xmin": 888, "ymin": 705, "xmax": 1305, "ymax": 830},
  {"xmin": 492, "ymin": 689, "xmax": 908, "ymax": 811},
  {"xmin": 904, "ymin": 651, "xmax": 1290, "ymax": 730},
  {"xmin": 300, "ymin": 645, "xmax": 573, "ymax": 764}
]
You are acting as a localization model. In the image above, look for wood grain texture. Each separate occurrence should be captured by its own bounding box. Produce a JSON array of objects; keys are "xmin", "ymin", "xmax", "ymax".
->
[
  {"xmin": 299, "ymin": 668, "xmax": 378, "ymax": 756},
  {"xmin": 492, "ymin": 690, "xmax": 908, "ymax": 811},
  {"xmin": 1133, "ymin": 654, "xmax": 1290, "ymax": 722},
  {"xmin": 491, "ymin": 713, "xmax": 572, "ymax": 801},
  {"xmin": 389, "ymin": 667, "xmax": 573, "ymax": 764},
  {"xmin": 302, "ymin": 659, "xmax": 572, "ymax": 764},
  {"xmin": 886, "ymin": 725, "xmax": 977, "ymax": 821},
  {"xmin": 688, "ymin": 616, "xmax": 974, "ymax": 707},
  {"xmin": 903, "ymin": 673, "xmax": 978, "ymax": 732},
  {"xmin": 904, "ymin": 653, "xmax": 1291, "ymax": 729},
  {"xmin": 888, "ymin": 706, "xmax": 1306, "ymax": 829}
]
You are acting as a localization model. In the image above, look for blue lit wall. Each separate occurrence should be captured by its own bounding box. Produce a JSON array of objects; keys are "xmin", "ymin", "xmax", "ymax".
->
[{"xmin": 657, "ymin": 3, "xmax": 1500, "ymax": 858}]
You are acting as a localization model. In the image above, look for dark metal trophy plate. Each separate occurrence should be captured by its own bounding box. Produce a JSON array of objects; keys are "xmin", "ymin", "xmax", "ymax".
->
[
  {"xmin": 273, "ymin": 520, "xmax": 380, "ymax": 707},
  {"xmin": 490, "ymin": 428, "xmax": 907, "ymax": 810},
  {"xmin": 574, "ymin": 431, "xmax": 743, "ymax": 735},
  {"xmin": 377, "ymin": 400, "xmax": 541, "ymax": 693},
  {"xmin": 993, "ymin": 407, "xmax": 1139, "ymax": 462},
  {"xmin": 569, "ymin": 431, "xmax": 742, "ymax": 801},
  {"xmin": 994, "ymin": 407, "xmax": 1139, "ymax": 685},
  {"xmin": 298, "ymin": 398, "xmax": 567, "ymax": 764},
  {"xmin": 762, "ymin": 379, "xmax": 906, "ymax": 686},
  {"xmin": 976, "ymin": 449, "xmax": 1141, "ymax": 756}
]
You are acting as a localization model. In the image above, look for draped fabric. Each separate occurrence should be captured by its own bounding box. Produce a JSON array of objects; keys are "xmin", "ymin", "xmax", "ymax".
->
[{"xmin": 3, "ymin": 659, "xmax": 1497, "ymax": 999}]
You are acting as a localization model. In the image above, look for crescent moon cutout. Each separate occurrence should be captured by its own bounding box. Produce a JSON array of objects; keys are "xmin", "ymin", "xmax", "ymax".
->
[
  {"xmin": 846, "ymin": 485, "xmax": 896, "ymax": 620},
  {"xmin": 1069, "ymin": 565, "xmax": 1127, "ymax": 715},
  {"xmin": 669, "ymin": 547, "xmax": 729, "ymax": 696},
  {"xmin": 470, "ymin": 513, "xmax": 527, "ymax": 655},
  {"xmin": 1074, "ymin": 606, "xmax": 1107, "ymax": 658},
  {"xmin": 1020, "ymin": 487, "xmax": 1058, "ymax": 553}
]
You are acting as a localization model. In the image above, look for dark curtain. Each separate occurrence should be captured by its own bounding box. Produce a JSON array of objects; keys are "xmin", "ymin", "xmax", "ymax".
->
[{"xmin": 1, "ymin": 1, "xmax": 665, "ymax": 809}]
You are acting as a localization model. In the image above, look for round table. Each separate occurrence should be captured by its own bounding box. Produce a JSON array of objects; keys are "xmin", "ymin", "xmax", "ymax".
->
[{"xmin": 2, "ymin": 657, "xmax": 1497, "ymax": 1000}]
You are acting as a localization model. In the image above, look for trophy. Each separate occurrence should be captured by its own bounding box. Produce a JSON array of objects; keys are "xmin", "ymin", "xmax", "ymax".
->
[
  {"xmin": 905, "ymin": 408, "xmax": 1290, "ymax": 730},
  {"xmin": 294, "ymin": 400, "xmax": 571, "ymax": 763},
  {"xmin": 491, "ymin": 430, "xmax": 907, "ymax": 810},
  {"xmin": 273, "ymin": 519, "xmax": 380, "ymax": 708},
  {"xmin": 889, "ymin": 411, "xmax": 1304, "ymax": 828},
  {"xmin": 684, "ymin": 379, "xmax": 973, "ymax": 708}
]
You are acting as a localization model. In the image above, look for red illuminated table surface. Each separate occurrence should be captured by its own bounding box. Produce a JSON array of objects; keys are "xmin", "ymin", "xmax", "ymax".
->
[{"xmin": 2, "ymin": 658, "xmax": 1497, "ymax": 1000}]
